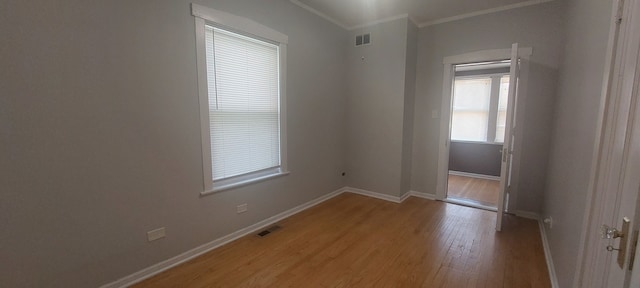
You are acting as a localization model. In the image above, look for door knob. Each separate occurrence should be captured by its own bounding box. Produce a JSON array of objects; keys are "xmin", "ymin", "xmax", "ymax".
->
[
  {"xmin": 602, "ymin": 217, "xmax": 631, "ymax": 269},
  {"xmin": 601, "ymin": 224, "xmax": 623, "ymax": 239}
]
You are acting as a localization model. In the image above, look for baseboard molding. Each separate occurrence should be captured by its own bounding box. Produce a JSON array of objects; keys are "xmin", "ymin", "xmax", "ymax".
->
[
  {"xmin": 448, "ymin": 170, "xmax": 501, "ymax": 181},
  {"xmin": 343, "ymin": 186, "xmax": 404, "ymax": 203},
  {"xmin": 408, "ymin": 190, "xmax": 437, "ymax": 200},
  {"xmin": 514, "ymin": 210, "xmax": 540, "ymax": 220},
  {"xmin": 100, "ymin": 187, "xmax": 346, "ymax": 288},
  {"xmin": 538, "ymin": 219, "xmax": 559, "ymax": 288},
  {"xmin": 400, "ymin": 190, "xmax": 412, "ymax": 202},
  {"xmin": 100, "ymin": 186, "xmax": 441, "ymax": 287}
]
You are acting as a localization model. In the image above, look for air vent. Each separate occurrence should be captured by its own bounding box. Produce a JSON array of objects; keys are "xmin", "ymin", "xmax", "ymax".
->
[
  {"xmin": 257, "ymin": 225, "xmax": 281, "ymax": 237},
  {"xmin": 355, "ymin": 33, "xmax": 371, "ymax": 46}
]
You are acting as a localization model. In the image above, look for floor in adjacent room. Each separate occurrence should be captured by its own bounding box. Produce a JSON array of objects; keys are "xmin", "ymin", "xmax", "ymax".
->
[
  {"xmin": 447, "ymin": 174, "xmax": 500, "ymax": 208},
  {"xmin": 133, "ymin": 193, "xmax": 550, "ymax": 288}
]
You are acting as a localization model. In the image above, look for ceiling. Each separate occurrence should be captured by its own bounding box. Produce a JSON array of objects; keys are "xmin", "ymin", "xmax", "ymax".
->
[{"xmin": 291, "ymin": 0, "xmax": 551, "ymax": 29}]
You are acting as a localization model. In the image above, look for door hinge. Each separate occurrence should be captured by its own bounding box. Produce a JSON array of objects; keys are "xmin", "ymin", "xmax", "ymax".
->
[{"xmin": 630, "ymin": 230, "xmax": 639, "ymax": 271}]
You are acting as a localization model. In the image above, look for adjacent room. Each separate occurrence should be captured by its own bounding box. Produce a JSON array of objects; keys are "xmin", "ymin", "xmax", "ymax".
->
[{"xmin": 3, "ymin": 0, "xmax": 639, "ymax": 287}]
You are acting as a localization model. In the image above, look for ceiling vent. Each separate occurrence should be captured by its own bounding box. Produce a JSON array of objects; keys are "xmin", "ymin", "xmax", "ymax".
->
[{"xmin": 355, "ymin": 33, "xmax": 371, "ymax": 46}]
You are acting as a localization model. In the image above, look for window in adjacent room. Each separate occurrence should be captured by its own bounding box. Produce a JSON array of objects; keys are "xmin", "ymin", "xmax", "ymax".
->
[
  {"xmin": 450, "ymin": 74, "xmax": 510, "ymax": 143},
  {"xmin": 192, "ymin": 4, "xmax": 289, "ymax": 194}
]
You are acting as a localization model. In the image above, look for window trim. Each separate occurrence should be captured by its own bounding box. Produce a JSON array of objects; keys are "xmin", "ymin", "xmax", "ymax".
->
[{"xmin": 192, "ymin": 4, "xmax": 289, "ymax": 196}]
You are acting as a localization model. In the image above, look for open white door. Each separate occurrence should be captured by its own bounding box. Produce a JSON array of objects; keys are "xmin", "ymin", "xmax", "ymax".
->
[
  {"xmin": 577, "ymin": 0, "xmax": 640, "ymax": 286},
  {"xmin": 495, "ymin": 43, "xmax": 519, "ymax": 232}
]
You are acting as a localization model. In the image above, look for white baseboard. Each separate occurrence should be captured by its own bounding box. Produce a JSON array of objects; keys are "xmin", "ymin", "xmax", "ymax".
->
[
  {"xmin": 408, "ymin": 190, "xmax": 437, "ymax": 200},
  {"xmin": 448, "ymin": 170, "xmax": 501, "ymax": 181},
  {"xmin": 99, "ymin": 186, "xmax": 443, "ymax": 288},
  {"xmin": 343, "ymin": 186, "xmax": 404, "ymax": 203},
  {"xmin": 514, "ymin": 210, "xmax": 540, "ymax": 220},
  {"xmin": 100, "ymin": 187, "xmax": 346, "ymax": 288},
  {"xmin": 538, "ymin": 219, "xmax": 559, "ymax": 288}
]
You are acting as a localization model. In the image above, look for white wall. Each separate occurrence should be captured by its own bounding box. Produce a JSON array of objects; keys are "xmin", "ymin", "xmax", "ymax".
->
[
  {"xmin": 543, "ymin": 0, "xmax": 613, "ymax": 286},
  {"xmin": 410, "ymin": 1, "xmax": 565, "ymax": 214},
  {"xmin": 0, "ymin": 0, "xmax": 348, "ymax": 287},
  {"xmin": 345, "ymin": 18, "xmax": 412, "ymax": 197}
]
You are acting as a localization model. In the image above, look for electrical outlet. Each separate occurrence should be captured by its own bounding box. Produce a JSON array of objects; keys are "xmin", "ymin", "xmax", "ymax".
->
[
  {"xmin": 431, "ymin": 109, "xmax": 439, "ymax": 119},
  {"xmin": 147, "ymin": 227, "xmax": 166, "ymax": 242},
  {"xmin": 237, "ymin": 203, "xmax": 248, "ymax": 214}
]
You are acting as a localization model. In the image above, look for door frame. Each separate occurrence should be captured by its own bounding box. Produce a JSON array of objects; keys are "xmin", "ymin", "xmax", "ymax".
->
[
  {"xmin": 435, "ymin": 47, "xmax": 532, "ymax": 213},
  {"xmin": 575, "ymin": 0, "xmax": 640, "ymax": 286}
]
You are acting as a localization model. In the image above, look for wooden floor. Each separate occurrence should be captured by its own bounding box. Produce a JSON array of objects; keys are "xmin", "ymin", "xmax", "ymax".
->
[
  {"xmin": 447, "ymin": 174, "xmax": 500, "ymax": 207},
  {"xmin": 134, "ymin": 193, "xmax": 550, "ymax": 288}
]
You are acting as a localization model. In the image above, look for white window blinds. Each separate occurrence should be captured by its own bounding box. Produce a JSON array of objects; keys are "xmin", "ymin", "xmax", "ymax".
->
[
  {"xmin": 451, "ymin": 78, "xmax": 492, "ymax": 142},
  {"xmin": 205, "ymin": 26, "xmax": 281, "ymax": 181}
]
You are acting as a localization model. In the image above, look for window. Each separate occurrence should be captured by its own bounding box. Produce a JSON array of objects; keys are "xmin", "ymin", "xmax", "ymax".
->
[
  {"xmin": 192, "ymin": 4, "xmax": 289, "ymax": 194},
  {"xmin": 450, "ymin": 75, "xmax": 510, "ymax": 143},
  {"xmin": 450, "ymin": 77, "xmax": 492, "ymax": 142}
]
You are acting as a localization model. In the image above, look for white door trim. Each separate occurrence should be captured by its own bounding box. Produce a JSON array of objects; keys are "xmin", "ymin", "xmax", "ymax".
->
[{"xmin": 435, "ymin": 48, "xmax": 532, "ymax": 210}]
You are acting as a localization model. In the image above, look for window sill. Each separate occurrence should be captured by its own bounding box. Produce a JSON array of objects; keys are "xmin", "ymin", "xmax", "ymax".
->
[{"xmin": 200, "ymin": 170, "xmax": 290, "ymax": 197}]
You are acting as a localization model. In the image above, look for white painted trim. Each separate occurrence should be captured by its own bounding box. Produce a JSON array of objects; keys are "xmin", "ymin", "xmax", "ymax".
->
[
  {"xmin": 448, "ymin": 170, "xmax": 501, "ymax": 181},
  {"xmin": 574, "ymin": 0, "xmax": 638, "ymax": 286},
  {"xmin": 408, "ymin": 190, "xmax": 437, "ymax": 200},
  {"xmin": 279, "ymin": 44, "xmax": 289, "ymax": 174},
  {"xmin": 574, "ymin": 0, "xmax": 625, "ymax": 285},
  {"xmin": 100, "ymin": 187, "xmax": 347, "ymax": 288},
  {"xmin": 436, "ymin": 63, "xmax": 455, "ymax": 201},
  {"xmin": 102, "ymin": 187, "xmax": 557, "ymax": 288},
  {"xmin": 418, "ymin": 0, "xmax": 554, "ymax": 28},
  {"xmin": 443, "ymin": 47, "xmax": 532, "ymax": 64},
  {"xmin": 288, "ymin": 0, "xmax": 350, "ymax": 30},
  {"xmin": 201, "ymin": 170, "xmax": 290, "ymax": 196},
  {"xmin": 348, "ymin": 14, "xmax": 410, "ymax": 30},
  {"xmin": 437, "ymin": 47, "xmax": 532, "ymax": 219},
  {"xmin": 191, "ymin": 3, "xmax": 288, "ymax": 44},
  {"xmin": 289, "ymin": 0, "xmax": 552, "ymax": 31},
  {"xmin": 495, "ymin": 43, "xmax": 520, "ymax": 232},
  {"xmin": 539, "ymin": 220, "xmax": 560, "ymax": 288},
  {"xmin": 192, "ymin": 4, "xmax": 289, "ymax": 194},
  {"xmin": 343, "ymin": 187, "xmax": 404, "ymax": 203},
  {"xmin": 194, "ymin": 17, "xmax": 213, "ymax": 193},
  {"xmin": 100, "ymin": 186, "xmax": 441, "ymax": 287},
  {"xmin": 514, "ymin": 210, "xmax": 540, "ymax": 220},
  {"xmin": 400, "ymin": 190, "xmax": 412, "ymax": 202}
]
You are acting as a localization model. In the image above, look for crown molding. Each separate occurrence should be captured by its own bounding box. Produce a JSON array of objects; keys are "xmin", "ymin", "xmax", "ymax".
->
[
  {"xmin": 289, "ymin": 0, "xmax": 349, "ymax": 30},
  {"xmin": 418, "ymin": 0, "xmax": 554, "ymax": 28}
]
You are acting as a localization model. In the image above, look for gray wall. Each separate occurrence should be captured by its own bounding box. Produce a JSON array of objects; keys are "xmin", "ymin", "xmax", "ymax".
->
[
  {"xmin": 0, "ymin": 0, "xmax": 348, "ymax": 287},
  {"xmin": 542, "ymin": 0, "xmax": 613, "ymax": 286},
  {"xmin": 345, "ymin": 18, "xmax": 411, "ymax": 197},
  {"xmin": 410, "ymin": 1, "xmax": 565, "ymax": 214},
  {"xmin": 449, "ymin": 142, "xmax": 502, "ymax": 176}
]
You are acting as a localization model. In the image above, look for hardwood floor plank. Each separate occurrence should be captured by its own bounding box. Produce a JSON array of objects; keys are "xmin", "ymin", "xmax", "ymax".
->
[
  {"xmin": 133, "ymin": 193, "xmax": 550, "ymax": 288},
  {"xmin": 448, "ymin": 174, "xmax": 499, "ymax": 207}
]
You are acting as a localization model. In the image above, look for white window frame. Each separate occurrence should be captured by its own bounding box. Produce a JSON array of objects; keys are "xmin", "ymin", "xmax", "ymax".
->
[
  {"xmin": 450, "ymin": 73, "xmax": 510, "ymax": 144},
  {"xmin": 192, "ymin": 4, "xmax": 289, "ymax": 195}
]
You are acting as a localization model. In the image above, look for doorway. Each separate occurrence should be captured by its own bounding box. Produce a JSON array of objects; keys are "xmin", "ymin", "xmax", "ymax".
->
[
  {"xmin": 435, "ymin": 45, "xmax": 531, "ymax": 231},
  {"xmin": 446, "ymin": 62, "xmax": 511, "ymax": 211}
]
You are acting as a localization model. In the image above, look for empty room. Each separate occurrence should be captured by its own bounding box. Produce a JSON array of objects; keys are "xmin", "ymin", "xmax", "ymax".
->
[{"xmin": 4, "ymin": 0, "xmax": 640, "ymax": 287}]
